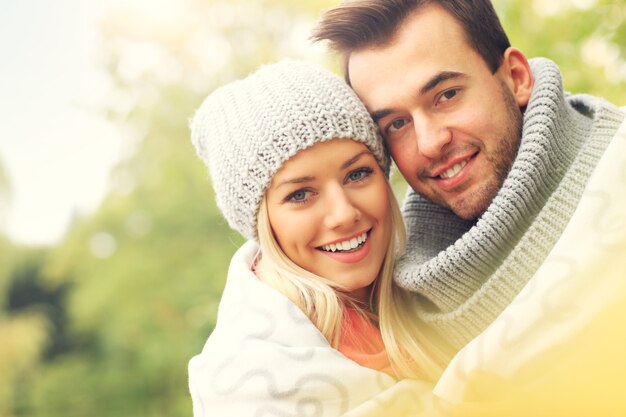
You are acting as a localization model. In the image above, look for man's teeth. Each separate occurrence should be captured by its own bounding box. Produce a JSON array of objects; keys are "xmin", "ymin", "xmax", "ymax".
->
[
  {"xmin": 321, "ymin": 232, "xmax": 367, "ymax": 252},
  {"xmin": 439, "ymin": 160, "xmax": 468, "ymax": 179}
]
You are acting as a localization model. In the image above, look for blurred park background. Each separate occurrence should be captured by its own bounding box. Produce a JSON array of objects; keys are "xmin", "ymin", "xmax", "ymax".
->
[{"xmin": 0, "ymin": 0, "xmax": 624, "ymax": 416}]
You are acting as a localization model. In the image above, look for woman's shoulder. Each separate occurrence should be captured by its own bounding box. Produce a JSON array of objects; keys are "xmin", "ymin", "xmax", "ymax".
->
[
  {"xmin": 188, "ymin": 241, "xmax": 399, "ymax": 416},
  {"xmin": 198, "ymin": 240, "xmax": 330, "ymax": 352}
]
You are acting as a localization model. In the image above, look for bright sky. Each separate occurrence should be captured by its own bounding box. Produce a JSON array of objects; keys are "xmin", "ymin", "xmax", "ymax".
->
[
  {"xmin": 0, "ymin": 0, "xmax": 326, "ymax": 247},
  {"xmin": 0, "ymin": 0, "xmax": 126, "ymax": 246}
]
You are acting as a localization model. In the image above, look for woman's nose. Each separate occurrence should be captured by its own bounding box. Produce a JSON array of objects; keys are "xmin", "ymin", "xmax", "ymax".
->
[{"xmin": 323, "ymin": 187, "xmax": 361, "ymax": 229}]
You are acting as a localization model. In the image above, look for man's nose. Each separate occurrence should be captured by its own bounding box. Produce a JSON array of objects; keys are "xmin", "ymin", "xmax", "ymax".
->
[{"xmin": 414, "ymin": 115, "xmax": 452, "ymax": 159}]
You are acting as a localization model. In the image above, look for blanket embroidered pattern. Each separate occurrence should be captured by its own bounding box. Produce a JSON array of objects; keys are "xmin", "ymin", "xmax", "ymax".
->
[{"xmin": 188, "ymin": 241, "xmax": 397, "ymax": 417}]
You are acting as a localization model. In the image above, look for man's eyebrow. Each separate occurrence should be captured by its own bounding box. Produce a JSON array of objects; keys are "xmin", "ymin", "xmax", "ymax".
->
[
  {"xmin": 369, "ymin": 71, "xmax": 465, "ymax": 124},
  {"xmin": 420, "ymin": 71, "xmax": 465, "ymax": 95},
  {"xmin": 371, "ymin": 109, "xmax": 393, "ymax": 124}
]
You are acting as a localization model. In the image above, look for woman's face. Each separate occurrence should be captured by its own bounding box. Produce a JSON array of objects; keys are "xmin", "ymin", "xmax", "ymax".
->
[{"xmin": 265, "ymin": 139, "xmax": 392, "ymax": 302}]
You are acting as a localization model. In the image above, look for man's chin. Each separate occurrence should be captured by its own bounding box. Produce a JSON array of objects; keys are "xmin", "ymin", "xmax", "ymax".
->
[
  {"xmin": 449, "ymin": 204, "xmax": 482, "ymax": 221},
  {"xmin": 447, "ymin": 188, "xmax": 496, "ymax": 221}
]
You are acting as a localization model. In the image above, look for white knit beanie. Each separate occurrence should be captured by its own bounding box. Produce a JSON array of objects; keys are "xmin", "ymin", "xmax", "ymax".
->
[{"xmin": 191, "ymin": 60, "xmax": 389, "ymax": 240}]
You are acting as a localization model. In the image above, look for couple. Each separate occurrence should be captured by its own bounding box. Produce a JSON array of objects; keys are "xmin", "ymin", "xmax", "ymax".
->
[{"xmin": 188, "ymin": 1, "xmax": 626, "ymax": 416}]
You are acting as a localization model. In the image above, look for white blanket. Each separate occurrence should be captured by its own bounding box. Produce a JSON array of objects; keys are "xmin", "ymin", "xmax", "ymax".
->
[{"xmin": 189, "ymin": 241, "xmax": 415, "ymax": 417}]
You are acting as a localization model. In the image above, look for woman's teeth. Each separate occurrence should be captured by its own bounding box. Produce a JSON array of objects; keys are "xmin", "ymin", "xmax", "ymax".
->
[
  {"xmin": 321, "ymin": 232, "xmax": 367, "ymax": 252},
  {"xmin": 439, "ymin": 160, "xmax": 467, "ymax": 179}
]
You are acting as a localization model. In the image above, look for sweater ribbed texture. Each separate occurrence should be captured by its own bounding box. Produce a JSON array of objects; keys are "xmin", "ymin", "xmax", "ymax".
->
[{"xmin": 395, "ymin": 58, "xmax": 625, "ymax": 347}]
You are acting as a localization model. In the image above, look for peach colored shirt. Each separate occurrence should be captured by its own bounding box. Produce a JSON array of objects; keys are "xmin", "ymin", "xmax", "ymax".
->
[
  {"xmin": 338, "ymin": 307, "xmax": 398, "ymax": 379},
  {"xmin": 252, "ymin": 265, "xmax": 397, "ymax": 378}
]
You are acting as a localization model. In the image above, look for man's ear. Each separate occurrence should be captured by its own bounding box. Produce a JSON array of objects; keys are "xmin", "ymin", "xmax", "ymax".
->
[{"xmin": 499, "ymin": 47, "xmax": 533, "ymax": 108}]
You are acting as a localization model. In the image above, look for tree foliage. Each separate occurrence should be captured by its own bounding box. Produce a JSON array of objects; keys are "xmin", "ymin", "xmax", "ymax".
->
[{"xmin": 0, "ymin": 1, "xmax": 623, "ymax": 416}]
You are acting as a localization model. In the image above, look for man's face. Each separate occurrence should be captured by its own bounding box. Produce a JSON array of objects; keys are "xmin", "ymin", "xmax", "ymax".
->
[{"xmin": 348, "ymin": 4, "xmax": 531, "ymax": 220}]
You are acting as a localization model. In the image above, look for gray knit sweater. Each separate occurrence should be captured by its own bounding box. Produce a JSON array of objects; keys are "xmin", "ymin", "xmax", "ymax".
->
[{"xmin": 395, "ymin": 58, "xmax": 625, "ymax": 348}]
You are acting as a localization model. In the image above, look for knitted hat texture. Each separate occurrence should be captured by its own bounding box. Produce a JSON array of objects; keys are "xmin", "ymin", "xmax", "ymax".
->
[{"xmin": 191, "ymin": 60, "xmax": 388, "ymax": 240}]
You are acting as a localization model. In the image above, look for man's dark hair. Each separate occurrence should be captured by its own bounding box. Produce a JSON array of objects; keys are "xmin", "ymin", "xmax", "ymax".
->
[{"xmin": 311, "ymin": 0, "xmax": 511, "ymax": 79}]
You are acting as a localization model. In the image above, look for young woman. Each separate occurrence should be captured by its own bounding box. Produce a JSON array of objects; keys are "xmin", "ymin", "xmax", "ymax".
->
[{"xmin": 188, "ymin": 60, "xmax": 451, "ymax": 416}]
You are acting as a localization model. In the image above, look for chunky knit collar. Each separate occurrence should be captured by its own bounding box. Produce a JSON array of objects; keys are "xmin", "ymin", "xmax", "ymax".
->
[{"xmin": 395, "ymin": 58, "xmax": 625, "ymax": 347}]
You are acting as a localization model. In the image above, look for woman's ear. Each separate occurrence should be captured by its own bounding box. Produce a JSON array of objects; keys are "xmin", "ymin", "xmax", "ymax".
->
[{"xmin": 499, "ymin": 47, "xmax": 534, "ymax": 108}]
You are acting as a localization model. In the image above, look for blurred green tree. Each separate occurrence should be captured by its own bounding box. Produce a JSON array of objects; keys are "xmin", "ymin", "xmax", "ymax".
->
[
  {"xmin": 0, "ymin": 250, "xmax": 50, "ymax": 417},
  {"xmin": 10, "ymin": 1, "xmax": 336, "ymax": 416},
  {"xmin": 2, "ymin": 1, "xmax": 622, "ymax": 417},
  {"xmin": 495, "ymin": 0, "xmax": 625, "ymax": 105}
]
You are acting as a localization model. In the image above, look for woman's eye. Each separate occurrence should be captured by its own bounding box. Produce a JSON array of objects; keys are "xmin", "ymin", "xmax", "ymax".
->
[
  {"xmin": 347, "ymin": 167, "xmax": 373, "ymax": 182},
  {"xmin": 290, "ymin": 190, "xmax": 307, "ymax": 201},
  {"xmin": 284, "ymin": 189, "xmax": 313, "ymax": 204}
]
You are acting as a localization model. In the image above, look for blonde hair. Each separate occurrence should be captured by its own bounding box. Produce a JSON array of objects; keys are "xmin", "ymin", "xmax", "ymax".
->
[{"xmin": 255, "ymin": 183, "xmax": 452, "ymax": 381}]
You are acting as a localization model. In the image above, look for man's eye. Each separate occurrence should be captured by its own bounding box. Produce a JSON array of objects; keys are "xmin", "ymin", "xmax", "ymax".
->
[
  {"xmin": 388, "ymin": 119, "xmax": 407, "ymax": 132},
  {"xmin": 440, "ymin": 89, "xmax": 458, "ymax": 102}
]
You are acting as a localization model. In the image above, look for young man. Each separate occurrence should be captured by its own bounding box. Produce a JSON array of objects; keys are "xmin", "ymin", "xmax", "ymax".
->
[
  {"xmin": 313, "ymin": 0, "xmax": 624, "ymax": 345},
  {"xmin": 313, "ymin": 1, "xmax": 626, "ymax": 411}
]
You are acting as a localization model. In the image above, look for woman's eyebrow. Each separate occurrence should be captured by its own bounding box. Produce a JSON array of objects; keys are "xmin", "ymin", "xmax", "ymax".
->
[
  {"xmin": 273, "ymin": 150, "xmax": 373, "ymax": 190},
  {"xmin": 273, "ymin": 175, "xmax": 315, "ymax": 190},
  {"xmin": 341, "ymin": 151, "xmax": 372, "ymax": 169}
]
